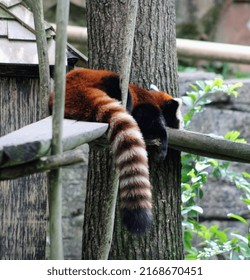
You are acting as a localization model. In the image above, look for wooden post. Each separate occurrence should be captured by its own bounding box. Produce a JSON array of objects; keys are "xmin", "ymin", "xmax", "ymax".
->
[
  {"xmin": 24, "ymin": 0, "xmax": 51, "ymax": 118},
  {"xmin": 48, "ymin": 0, "xmax": 70, "ymax": 260},
  {"xmin": 119, "ymin": 0, "xmax": 138, "ymax": 107}
]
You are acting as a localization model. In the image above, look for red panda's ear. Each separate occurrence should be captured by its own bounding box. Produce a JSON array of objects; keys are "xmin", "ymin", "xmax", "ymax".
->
[
  {"xmin": 149, "ymin": 84, "xmax": 160, "ymax": 91},
  {"xmin": 162, "ymin": 98, "xmax": 183, "ymax": 129},
  {"xmin": 173, "ymin": 98, "xmax": 183, "ymax": 129}
]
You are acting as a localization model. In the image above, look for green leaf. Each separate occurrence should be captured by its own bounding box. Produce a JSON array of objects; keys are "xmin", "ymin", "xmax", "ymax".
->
[
  {"xmin": 227, "ymin": 213, "xmax": 249, "ymax": 224},
  {"xmin": 242, "ymin": 172, "xmax": 250, "ymax": 179},
  {"xmin": 195, "ymin": 162, "xmax": 210, "ymax": 172},
  {"xmin": 191, "ymin": 205, "xmax": 203, "ymax": 214},
  {"xmin": 189, "ymin": 84, "xmax": 198, "ymax": 92},
  {"xmin": 229, "ymin": 82, "xmax": 243, "ymax": 91},
  {"xmin": 185, "ymin": 254, "xmax": 199, "ymax": 260},
  {"xmin": 241, "ymin": 198, "xmax": 250, "ymax": 206},
  {"xmin": 224, "ymin": 131, "xmax": 247, "ymax": 143},
  {"xmin": 216, "ymin": 231, "xmax": 228, "ymax": 243},
  {"xmin": 196, "ymin": 80, "xmax": 206, "ymax": 90},
  {"xmin": 212, "ymin": 78, "xmax": 224, "ymax": 88},
  {"xmin": 224, "ymin": 131, "xmax": 240, "ymax": 141},
  {"xmin": 187, "ymin": 92, "xmax": 198, "ymax": 102},
  {"xmin": 182, "ymin": 96, "xmax": 193, "ymax": 108}
]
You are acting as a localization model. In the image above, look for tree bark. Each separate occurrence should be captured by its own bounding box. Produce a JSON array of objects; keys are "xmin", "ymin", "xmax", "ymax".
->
[
  {"xmin": 0, "ymin": 78, "xmax": 47, "ymax": 260},
  {"xmin": 82, "ymin": 0, "xmax": 127, "ymax": 260},
  {"xmin": 83, "ymin": 0, "xmax": 183, "ymax": 260}
]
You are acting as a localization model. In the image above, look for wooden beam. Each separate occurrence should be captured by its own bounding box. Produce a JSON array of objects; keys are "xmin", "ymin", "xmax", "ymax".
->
[
  {"xmin": 167, "ymin": 128, "xmax": 250, "ymax": 164},
  {"xmin": 0, "ymin": 116, "xmax": 108, "ymax": 167},
  {"xmin": 1, "ymin": 121, "xmax": 250, "ymax": 181},
  {"xmin": 0, "ymin": 149, "xmax": 86, "ymax": 180},
  {"xmin": 177, "ymin": 38, "xmax": 250, "ymax": 64},
  {"xmin": 53, "ymin": 24, "xmax": 250, "ymax": 65},
  {"xmin": 93, "ymin": 128, "xmax": 250, "ymax": 164}
]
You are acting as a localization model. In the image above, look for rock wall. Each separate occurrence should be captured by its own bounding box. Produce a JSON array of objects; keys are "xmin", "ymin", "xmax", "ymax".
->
[
  {"xmin": 60, "ymin": 72, "xmax": 250, "ymax": 259},
  {"xmin": 180, "ymin": 72, "xmax": 250, "ymax": 241}
]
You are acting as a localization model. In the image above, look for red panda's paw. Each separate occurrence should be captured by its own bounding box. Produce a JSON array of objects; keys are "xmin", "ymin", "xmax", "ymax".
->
[
  {"xmin": 121, "ymin": 208, "xmax": 152, "ymax": 234},
  {"xmin": 158, "ymin": 144, "xmax": 168, "ymax": 160}
]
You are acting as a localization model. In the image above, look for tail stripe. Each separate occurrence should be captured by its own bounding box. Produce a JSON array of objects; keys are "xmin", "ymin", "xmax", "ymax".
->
[
  {"xmin": 115, "ymin": 147, "xmax": 148, "ymax": 166},
  {"xmin": 109, "ymin": 128, "xmax": 144, "ymax": 153},
  {"xmin": 119, "ymin": 163, "xmax": 149, "ymax": 177},
  {"xmin": 96, "ymin": 98, "xmax": 153, "ymax": 234},
  {"xmin": 119, "ymin": 175, "xmax": 151, "ymax": 189}
]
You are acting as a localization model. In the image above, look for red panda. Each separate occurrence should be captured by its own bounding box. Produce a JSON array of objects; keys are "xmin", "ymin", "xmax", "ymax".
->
[{"xmin": 49, "ymin": 68, "xmax": 182, "ymax": 234}]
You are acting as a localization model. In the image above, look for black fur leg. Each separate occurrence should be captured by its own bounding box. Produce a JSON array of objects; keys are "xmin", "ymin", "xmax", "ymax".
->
[
  {"xmin": 121, "ymin": 208, "xmax": 152, "ymax": 234},
  {"xmin": 132, "ymin": 103, "xmax": 168, "ymax": 159}
]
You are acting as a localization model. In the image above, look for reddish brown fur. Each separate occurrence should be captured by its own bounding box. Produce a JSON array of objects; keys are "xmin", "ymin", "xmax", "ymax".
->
[
  {"xmin": 49, "ymin": 68, "xmax": 153, "ymax": 234},
  {"xmin": 129, "ymin": 84, "xmax": 174, "ymax": 109}
]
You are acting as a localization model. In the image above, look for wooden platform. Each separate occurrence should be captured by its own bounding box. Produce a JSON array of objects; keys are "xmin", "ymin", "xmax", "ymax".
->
[{"xmin": 0, "ymin": 116, "xmax": 108, "ymax": 167}]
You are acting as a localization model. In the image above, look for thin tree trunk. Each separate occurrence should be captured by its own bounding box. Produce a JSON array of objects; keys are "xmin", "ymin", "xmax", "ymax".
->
[
  {"xmin": 49, "ymin": 0, "xmax": 70, "ymax": 260},
  {"xmin": 83, "ymin": 0, "xmax": 183, "ymax": 260}
]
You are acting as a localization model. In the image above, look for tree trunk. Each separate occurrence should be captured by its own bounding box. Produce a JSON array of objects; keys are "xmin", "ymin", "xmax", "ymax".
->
[
  {"xmin": 82, "ymin": 0, "xmax": 127, "ymax": 260},
  {"xmin": 82, "ymin": 0, "xmax": 183, "ymax": 260}
]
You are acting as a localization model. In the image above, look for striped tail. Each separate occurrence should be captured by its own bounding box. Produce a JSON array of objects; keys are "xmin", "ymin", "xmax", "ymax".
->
[{"xmin": 95, "ymin": 97, "xmax": 153, "ymax": 234}]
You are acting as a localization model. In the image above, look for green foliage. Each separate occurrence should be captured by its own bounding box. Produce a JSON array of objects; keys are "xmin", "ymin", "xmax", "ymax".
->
[
  {"xmin": 181, "ymin": 78, "xmax": 250, "ymax": 260},
  {"xmin": 182, "ymin": 78, "xmax": 243, "ymax": 127}
]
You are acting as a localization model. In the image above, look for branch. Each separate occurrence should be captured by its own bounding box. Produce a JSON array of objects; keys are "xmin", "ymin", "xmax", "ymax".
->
[
  {"xmin": 119, "ymin": 0, "xmax": 138, "ymax": 107},
  {"xmin": 24, "ymin": 0, "xmax": 51, "ymax": 118},
  {"xmin": 167, "ymin": 128, "xmax": 250, "ymax": 164},
  {"xmin": 0, "ymin": 149, "xmax": 86, "ymax": 180},
  {"xmin": 92, "ymin": 128, "xmax": 250, "ymax": 164},
  {"xmin": 49, "ymin": 0, "xmax": 70, "ymax": 260}
]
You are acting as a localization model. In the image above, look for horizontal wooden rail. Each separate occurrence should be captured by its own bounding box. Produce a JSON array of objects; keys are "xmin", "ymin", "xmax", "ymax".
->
[
  {"xmin": 0, "ymin": 149, "xmax": 86, "ymax": 180},
  {"xmin": 1, "ymin": 121, "xmax": 250, "ymax": 180},
  {"xmin": 167, "ymin": 128, "xmax": 250, "ymax": 164},
  {"xmin": 176, "ymin": 38, "xmax": 250, "ymax": 64},
  {"xmin": 55, "ymin": 24, "xmax": 250, "ymax": 64}
]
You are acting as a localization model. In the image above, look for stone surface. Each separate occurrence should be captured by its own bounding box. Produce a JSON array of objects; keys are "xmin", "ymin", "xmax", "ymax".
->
[
  {"xmin": 61, "ymin": 144, "xmax": 88, "ymax": 260},
  {"xmin": 181, "ymin": 72, "xmax": 250, "ymax": 238}
]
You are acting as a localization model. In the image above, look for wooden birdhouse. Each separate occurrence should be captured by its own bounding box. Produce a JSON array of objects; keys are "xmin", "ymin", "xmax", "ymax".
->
[{"xmin": 0, "ymin": 0, "xmax": 56, "ymax": 77}]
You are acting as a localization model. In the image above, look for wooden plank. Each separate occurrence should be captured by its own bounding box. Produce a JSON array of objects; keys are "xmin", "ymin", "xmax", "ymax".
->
[
  {"xmin": 0, "ymin": 38, "xmax": 55, "ymax": 65},
  {"xmin": 8, "ymin": 3, "xmax": 35, "ymax": 30},
  {"xmin": 0, "ymin": 0, "xmax": 22, "ymax": 8},
  {"xmin": 7, "ymin": 20, "xmax": 36, "ymax": 41},
  {"xmin": 0, "ymin": 116, "xmax": 108, "ymax": 167},
  {"xmin": 0, "ymin": 7, "xmax": 14, "ymax": 18},
  {"xmin": 7, "ymin": 3, "xmax": 52, "ymax": 31},
  {"xmin": 0, "ymin": 19, "xmax": 7, "ymax": 36}
]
